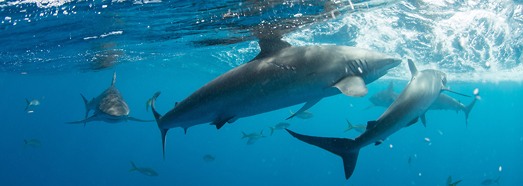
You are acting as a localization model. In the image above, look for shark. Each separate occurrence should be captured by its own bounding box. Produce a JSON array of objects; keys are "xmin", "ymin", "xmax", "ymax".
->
[
  {"xmin": 129, "ymin": 161, "xmax": 159, "ymax": 176},
  {"xmin": 286, "ymin": 59, "xmax": 467, "ymax": 180},
  {"xmin": 447, "ymin": 176, "xmax": 462, "ymax": 186},
  {"xmin": 367, "ymin": 82, "xmax": 478, "ymax": 126},
  {"xmin": 67, "ymin": 72, "xmax": 152, "ymax": 125},
  {"xmin": 149, "ymin": 38, "xmax": 402, "ymax": 158}
]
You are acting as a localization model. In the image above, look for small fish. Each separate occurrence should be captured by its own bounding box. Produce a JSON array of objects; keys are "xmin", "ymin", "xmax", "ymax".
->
[
  {"xmin": 344, "ymin": 119, "xmax": 366, "ymax": 133},
  {"xmin": 129, "ymin": 161, "xmax": 159, "ymax": 176},
  {"xmin": 25, "ymin": 98, "xmax": 41, "ymax": 111},
  {"xmin": 241, "ymin": 130, "xmax": 266, "ymax": 145},
  {"xmin": 202, "ymin": 154, "xmax": 215, "ymax": 162},
  {"xmin": 24, "ymin": 139, "xmax": 41, "ymax": 148},
  {"xmin": 289, "ymin": 110, "xmax": 313, "ymax": 119},
  {"xmin": 269, "ymin": 122, "xmax": 291, "ymax": 135},
  {"xmin": 447, "ymin": 176, "xmax": 462, "ymax": 186},
  {"xmin": 481, "ymin": 177, "xmax": 500, "ymax": 185},
  {"xmin": 424, "ymin": 137, "xmax": 431, "ymax": 143}
]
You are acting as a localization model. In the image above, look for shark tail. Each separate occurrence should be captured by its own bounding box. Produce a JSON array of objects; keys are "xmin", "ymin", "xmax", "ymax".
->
[
  {"xmin": 241, "ymin": 132, "xmax": 248, "ymax": 139},
  {"xmin": 129, "ymin": 161, "xmax": 138, "ymax": 172},
  {"xmin": 150, "ymin": 91, "xmax": 168, "ymax": 160},
  {"xmin": 463, "ymin": 90, "xmax": 480, "ymax": 127},
  {"xmin": 25, "ymin": 98, "xmax": 30, "ymax": 111},
  {"xmin": 286, "ymin": 129, "xmax": 360, "ymax": 180}
]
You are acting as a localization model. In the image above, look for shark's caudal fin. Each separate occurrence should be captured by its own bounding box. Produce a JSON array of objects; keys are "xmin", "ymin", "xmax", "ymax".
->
[
  {"xmin": 463, "ymin": 89, "xmax": 480, "ymax": 127},
  {"xmin": 241, "ymin": 132, "xmax": 248, "ymax": 139},
  {"xmin": 80, "ymin": 94, "xmax": 91, "ymax": 127},
  {"xmin": 150, "ymin": 91, "xmax": 168, "ymax": 160},
  {"xmin": 286, "ymin": 129, "xmax": 360, "ymax": 180}
]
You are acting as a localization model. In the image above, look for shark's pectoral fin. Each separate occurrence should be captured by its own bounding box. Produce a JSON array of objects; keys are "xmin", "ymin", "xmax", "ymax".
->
[
  {"xmin": 420, "ymin": 114, "xmax": 427, "ymax": 127},
  {"xmin": 127, "ymin": 117, "xmax": 155, "ymax": 122},
  {"xmin": 212, "ymin": 116, "xmax": 235, "ymax": 129},
  {"xmin": 366, "ymin": 120, "xmax": 378, "ymax": 130},
  {"xmin": 334, "ymin": 76, "xmax": 368, "ymax": 97},
  {"xmin": 286, "ymin": 98, "xmax": 321, "ymax": 120},
  {"xmin": 66, "ymin": 114, "xmax": 98, "ymax": 125}
]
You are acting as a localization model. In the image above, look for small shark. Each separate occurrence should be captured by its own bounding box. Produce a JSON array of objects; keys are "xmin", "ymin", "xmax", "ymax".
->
[
  {"xmin": 447, "ymin": 176, "xmax": 462, "ymax": 186},
  {"xmin": 269, "ymin": 122, "xmax": 291, "ymax": 135},
  {"xmin": 286, "ymin": 59, "xmax": 464, "ymax": 180},
  {"xmin": 481, "ymin": 176, "xmax": 500, "ymax": 185},
  {"xmin": 150, "ymin": 38, "xmax": 401, "ymax": 158},
  {"xmin": 67, "ymin": 72, "xmax": 152, "ymax": 126},
  {"xmin": 241, "ymin": 130, "xmax": 266, "ymax": 145},
  {"xmin": 366, "ymin": 82, "xmax": 478, "ymax": 126},
  {"xmin": 367, "ymin": 81, "xmax": 398, "ymax": 109},
  {"xmin": 129, "ymin": 161, "xmax": 159, "ymax": 176},
  {"xmin": 343, "ymin": 119, "xmax": 366, "ymax": 133}
]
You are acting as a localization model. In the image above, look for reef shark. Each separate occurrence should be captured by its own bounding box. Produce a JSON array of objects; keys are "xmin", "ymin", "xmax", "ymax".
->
[
  {"xmin": 150, "ymin": 38, "xmax": 402, "ymax": 158},
  {"xmin": 67, "ymin": 72, "xmax": 151, "ymax": 125},
  {"xmin": 286, "ymin": 59, "xmax": 467, "ymax": 180}
]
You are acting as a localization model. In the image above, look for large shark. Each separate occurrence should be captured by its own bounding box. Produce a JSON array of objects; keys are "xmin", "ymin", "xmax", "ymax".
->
[
  {"xmin": 367, "ymin": 82, "xmax": 478, "ymax": 125},
  {"xmin": 150, "ymin": 38, "xmax": 402, "ymax": 158},
  {"xmin": 286, "ymin": 59, "xmax": 460, "ymax": 180},
  {"xmin": 67, "ymin": 72, "xmax": 151, "ymax": 125}
]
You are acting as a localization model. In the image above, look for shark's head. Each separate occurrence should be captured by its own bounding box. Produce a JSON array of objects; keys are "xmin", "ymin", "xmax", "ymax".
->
[{"xmin": 359, "ymin": 56, "xmax": 402, "ymax": 84}]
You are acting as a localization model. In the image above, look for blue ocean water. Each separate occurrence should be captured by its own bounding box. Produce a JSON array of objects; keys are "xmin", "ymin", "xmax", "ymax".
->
[{"xmin": 1, "ymin": 0, "xmax": 523, "ymax": 185}]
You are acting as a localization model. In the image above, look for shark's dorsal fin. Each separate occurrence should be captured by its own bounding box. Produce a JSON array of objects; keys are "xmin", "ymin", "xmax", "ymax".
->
[
  {"xmin": 408, "ymin": 59, "xmax": 417, "ymax": 76},
  {"xmin": 334, "ymin": 76, "xmax": 368, "ymax": 97},
  {"xmin": 111, "ymin": 71, "xmax": 117, "ymax": 86},
  {"xmin": 251, "ymin": 37, "xmax": 291, "ymax": 61}
]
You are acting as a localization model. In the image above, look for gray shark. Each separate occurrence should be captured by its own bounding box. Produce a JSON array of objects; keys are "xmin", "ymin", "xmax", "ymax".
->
[
  {"xmin": 150, "ymin": 38, "xmax": 402, "ymax": 158},
  {"xmin": 447, "ymin": 176, "xmax": 462, "ymax": 186},
  {"xmin": 67, "ymin": 72, "xmax": 152, "ymax": 125},
  {"xmin": 367, "ymin": 81, "xmax": 398, "ymax": 108},
  {"xmin": 367, "ymin": 82, "xmax": 478, "ymax": 126},
  {"xmin": 286, "ymin": 59, "xmax": 457, "ymax": 180},
  {"xmin": 129, "ymin": 161, "xmax": 159, "ymax": 176}
]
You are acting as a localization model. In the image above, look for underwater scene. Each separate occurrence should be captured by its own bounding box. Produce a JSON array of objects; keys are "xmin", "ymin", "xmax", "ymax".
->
[{"xmin": 1, "ymin": 0, "xmax": 523, "ymax": 185}]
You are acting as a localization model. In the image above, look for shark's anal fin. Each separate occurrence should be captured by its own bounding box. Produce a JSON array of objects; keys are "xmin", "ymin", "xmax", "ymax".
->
[
  {"xmin": 366, "ymin": 120, "xmax": 378, "ymax": 130},
  {"xmin": 285, "ymin": 129, "xmax": 360, "ymax": 180},
  {"xmin": 286, "ymin": 98, "xmax": 321, "ymax": 120},
  {"xmin": 334, "ymin": 76, "xmax": 368, "ymax": 97},
  {"xmin": 212, "ymin": 116, "xmax": 235, "ymax": 129}
]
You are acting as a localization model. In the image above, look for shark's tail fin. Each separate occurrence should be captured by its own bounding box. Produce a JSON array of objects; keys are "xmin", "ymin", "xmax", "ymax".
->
[
  {"xmin": 129, "ymin": 161, "xmax": 138, "ymax": 172},
  {"xmin": 463, "ymin": 89, "xmax": 480, "ymax": 127},
  {"xmin": 241, "ymin": 132, "xmax": 248, "ymax": 139},
  {"xmin": 286, "ymin": 129, "xmax": 360, "ymax": 180},
  {"xmin": 150, "ymin": 92, "xmax": 168, "ymax": 160},
  {"xmin": 344, "ymin": 119, "xmax": 354, "ymax": 132}
]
